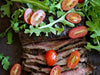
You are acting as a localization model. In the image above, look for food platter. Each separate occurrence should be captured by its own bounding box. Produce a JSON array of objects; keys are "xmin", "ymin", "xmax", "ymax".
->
[{"xmin": 0, "ymin": 0, "xmax": 100, "ymax": 75}]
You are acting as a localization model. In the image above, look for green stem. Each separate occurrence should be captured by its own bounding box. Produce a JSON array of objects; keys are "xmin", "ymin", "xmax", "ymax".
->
[
  {"xmin": 11, "ymin": 0, "xmax": 49, "ymax": 10},
  {"xmin": 39, "ymin": 9, "xmax": 75, "ymax": 29}
]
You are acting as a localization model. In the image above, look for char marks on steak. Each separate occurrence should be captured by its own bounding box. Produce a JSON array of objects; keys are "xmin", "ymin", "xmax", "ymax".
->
[{"xmin": 21, "ymin": 38, "xmax": 93, "ymax": 75}]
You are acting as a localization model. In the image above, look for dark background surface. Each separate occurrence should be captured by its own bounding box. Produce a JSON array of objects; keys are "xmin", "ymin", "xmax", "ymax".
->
[{"xmin": 0, "ymin": 0, "xmax": 100, "ymax": 75}]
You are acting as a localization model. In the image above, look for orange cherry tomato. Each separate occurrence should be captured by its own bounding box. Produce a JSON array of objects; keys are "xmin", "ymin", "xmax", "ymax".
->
[
  {"xmin": 50, "ymin": 65, "xmax": 61, "ymax": 75},
  {"xmin": 69, "ymin": 26, "xmax": 88, "ymax": 39},
  {"xmin": 10, "ymin": 63, "xmax": 22, "ymax": 75},
  {"xmin": 66, "ymin": 13, "xmax": 82, "ymax": 24},
  {"xmin": 67, "ymin": 50, "xmax": 80, "ymax": 69},
  {"xmin": 30, "ymin": 9, "xmax": 46, "ymax": 26},
  {"xmin": 61, "ymin": 0, "xmax": 78, "ymax": 11},
  {"xmin": 24, "ymin": 8, "xmax": 33, "ymax": 24},
  {"xmin": 45, "ymin": 50, "xmax": 57, "ymax": 66}
]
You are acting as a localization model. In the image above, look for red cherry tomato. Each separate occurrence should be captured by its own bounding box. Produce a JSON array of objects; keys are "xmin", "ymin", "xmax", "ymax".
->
[
  {"xmin": 50, "ymin": 65, "xmax": 61, "ymax": 75},
  {"xmin": 78, "ymin": 0, "xmax": 84, "ymax": 3},
  {"xmin": 67, "ymin": 50, "xmax": 80, "ymax": 69},
  {"xmin": 24, "ymin": 8, "xmax": 33, "ymax": 24},
  {"xmin": 30, "ymin": 9, "xmax": 46, "ymax": 26},
  {"xmin": 69, "ymin": 26, "xmax": 88, "ymax": 39},
  {"xmin": 10, "ymin": 63, "xmax": 22, "ymax": 75},
  {"xmin": 61, "ymin": 0, "xmax": 78, "ymax": 11},
  {"xmin": 45, "ymin": 50, "xmax": 57, "ymax": 66},
  {"xmin": 66, "ymin": 13, "xmax": 82, "ymax": 24}
]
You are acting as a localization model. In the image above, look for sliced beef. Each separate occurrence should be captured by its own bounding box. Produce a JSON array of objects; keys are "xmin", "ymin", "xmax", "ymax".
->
[
  {"xmin": 61, "ymin": 66, "xmax": 93, "ymax": 75},
  {"xmin": 23, "ymin": 38, "xmax": 85, "ymax": 52},
  {"xmin": 22, "ymin": 47, "xmax": 86, "ymax": 63}
]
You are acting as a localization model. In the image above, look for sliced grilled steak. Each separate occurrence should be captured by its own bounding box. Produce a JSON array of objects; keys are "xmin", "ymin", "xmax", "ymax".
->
[
  {"xmin": 23, "ymin": 38, "xmax": 85, "ymax": 52},
  {"xmin": 61, "ymin": 66, "xmax": 93, "ymax": 75},
  {"xmin": 22, "ymin": 47, "xmax": 86, "ymax": 62}
]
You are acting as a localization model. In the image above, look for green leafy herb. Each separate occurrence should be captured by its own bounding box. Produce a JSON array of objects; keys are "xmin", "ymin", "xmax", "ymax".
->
[
  {"xmin": 6, "ymin": 30, "xmax": 13, "ymax": 44},
  {"xmin": 0, "ymin": 53, "xmax": 10, "ymax": 71},
  {"xmin": 77, "ymin": 0, "xmax": 100, "ymax": 52},
  {"xmin": 0, "ymin": 0, "xmax": 12, "ymax": 18}
]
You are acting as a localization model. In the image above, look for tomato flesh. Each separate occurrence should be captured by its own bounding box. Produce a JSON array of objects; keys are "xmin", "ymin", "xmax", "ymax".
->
[
  {"xmin": 10, "ymin": 63, "xmax": 22, "ymax": 75},
  {"xmin": 67, "ymin": 50, "xmax": 80, "ymax": 69},
  {"xmin": 30, "ymin": 9, "xmax": 46, "ymax": 26},
  {"xmin": 62, "ymin": 0, "xmax": 78, "ymax": 11},
  {"xmin": 66, "ymin": 13, "xmax": 81, "ymax": 24},
  {"xmin": 50, "ymin": 65, "xmax": 61, "ymax": 75},
  {"xmin": 45, "ymin": 50, "xmax": 57, "ymax": 66},
  {"xmin": 69, "ymin": 26, "xmax": 88, "ymax": 39},
  {"xmin": 24, "ymin": 8, "xmax": 33, "ymax": 24},
  {"xmin": 78, "ymin": 0, "xmax": 84, "ymax": 3}
]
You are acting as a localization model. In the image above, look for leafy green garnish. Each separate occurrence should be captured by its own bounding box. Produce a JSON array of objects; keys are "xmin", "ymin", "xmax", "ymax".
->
[
  {"xmin": 0, "ymin": 0, "xmax": 12, "ymax": 18},
  {"xmin": 24, "ymin": 9, "xmax": 76, "ymax": 36},
  {"xmin": 0, "ymin": 53, "xmax": 10, "ymax": 71},
  {"xmin": 77, "ymin": 0, "xmax": 100, "ymax": 52}
]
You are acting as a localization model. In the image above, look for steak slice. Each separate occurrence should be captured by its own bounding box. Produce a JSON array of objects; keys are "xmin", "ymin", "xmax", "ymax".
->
[{"xmin": 23, "ymin": 38, "xmax": 86, "ymax": 52}]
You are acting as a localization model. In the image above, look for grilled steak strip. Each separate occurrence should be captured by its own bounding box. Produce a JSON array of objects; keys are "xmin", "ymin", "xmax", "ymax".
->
[
  {"xmin": 58, "ymin": 41, "xmax": 87, "ymax": 52},
  {"xmin": 23, "ymin": 38, "xmax": 85, "ymax": 52},
  {"xmin": 61, "ymin": 66, "xmax": 93, "ymax": 75},
  {"xmin": 22, "ymin": 47, "xmax": 86, "ymax": 61}
]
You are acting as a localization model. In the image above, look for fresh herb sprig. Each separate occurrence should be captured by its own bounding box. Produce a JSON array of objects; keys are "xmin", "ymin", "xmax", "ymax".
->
[
  {"xmin": 77, "ymin": 0, "xmax": 100, "ymax": 52},
  {"xmin": 0, "ymin": 53, "xmax": 10, "ymax": 71}
]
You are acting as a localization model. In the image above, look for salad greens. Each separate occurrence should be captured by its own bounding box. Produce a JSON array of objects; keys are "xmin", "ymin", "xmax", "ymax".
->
[
  {"xmin": 77, "ymin": 0, "xmax": 100, "ymax": 52},
  {"xmin": 0, "ymin": 53, "xmax": 10, "ymax": 71},
  {"xmin": 0, "ymin": 0, "xmax": 84, "ymax": 44}
]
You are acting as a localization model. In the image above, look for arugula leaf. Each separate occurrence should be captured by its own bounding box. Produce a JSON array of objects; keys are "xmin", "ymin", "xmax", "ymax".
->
[
  {"xmin": 11, "ymin": 0, "xmax": 49, "ymax": 11},
  {"xmin": 0, "ymin": 54, "xmax": 10, "ymax": 71},
  {"xmin": 77, "ymin": 0, "xmax": 100, "ymax": 52},
  {"xmin": 0, "ymin": 0, "xmax": 12, "ymax": 18},
  {"xmin": 1, "ymin": 56, "xmax": 10, "ymax": 71},
  {"xmin": 6, "ymin": 30, "xmax": 13, "ymax": 44}
]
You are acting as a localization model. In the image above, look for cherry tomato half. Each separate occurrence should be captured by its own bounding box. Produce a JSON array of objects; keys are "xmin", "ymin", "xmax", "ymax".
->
[
  {"xmin": 67, "ymin": 50, "xmax": 80, "ymax": 69},
  {"xmin": 45, "ymin": 50, "xmax": 57, "ymax": 66},
  {"xmin": 24, "ymin": 8, "xmax": 33, "ymax": 24},
  {"xmin": 30, "ymin": 9, "xmax": 46, "ymax": 26},
  {"xmin": 50, "ymin": 65, "xmax": 61, "ymax": 75},
  {"xmin": 69, "ymin": 26, "xmax": 88, "ymax": 39},
  {"xmin": 61, "ymin": 0, "xmax": 78, "ymax": 11},
  {"xmin": 78, "ymin": 0, "xmax": 84, "ymax": 3},
  {"xmin": 66, "ymin": 13, "xmax": 82, "ymax": 24},
  {"xmin": 10, "ymin": 63, "xmax": 22, "ymax": 75}
]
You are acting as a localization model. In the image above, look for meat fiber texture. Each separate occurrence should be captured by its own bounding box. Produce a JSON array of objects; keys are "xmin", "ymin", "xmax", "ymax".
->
[{"xmin": 19, "ymin": 36, "xmax": 93, "ymax": 75}]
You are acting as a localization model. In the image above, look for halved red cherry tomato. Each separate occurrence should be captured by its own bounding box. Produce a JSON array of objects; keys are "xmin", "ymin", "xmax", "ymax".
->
[
  {"xmin": 67, "ymin": 50, "xmax": 80, "ymax": 69},
  {"xmin": 61, "ymin": 0, "xmax": 78, "ymax": 11},
  {"xmin": 78, "ymin": 0, "xmax": 84, "ymax": 3},
  {"xmin": 50, "ymin": 65, "xmax": 61, "ymax": 75},
  {"xmin": 45, "ymin": 50, "xmax": 57, "ymax": 66},
  {"xmin": 69, "ymin": 26, "xmax": 88, "ymax": 39},
  {"xmin": 24, "ymin": 8, "xmax": 33, "ymax": 24},
  {"xmin": 66, "ymin": 13, "xmax": 82, "ymax": 24},
  {"xmin": 10, "ymin": 63, "xmax": 22, "ymax": 75},
  {"xmin": 30, "ymin": 9, "xmax": 46, "ymax": 26}
]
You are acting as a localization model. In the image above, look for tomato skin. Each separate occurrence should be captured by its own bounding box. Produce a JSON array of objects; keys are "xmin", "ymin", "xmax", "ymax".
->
[
  {"xmin": 10, "ymin": 63, "xmax": 22, "ymax": 75},
  {"xmin": 30, "ymin": 9, "xmax": 46, "ymax": 26},
  {"xmin": 24, "ymin": 8, "xmax": 33, "ymax": 24},
  {"xmin": 69, "ymin": 26, "xmax": 88, "ymax": 39},
  {"xmin": 66, "ymin": 13, "xmax": 81, "ymax": 24},
  {"xmin": 67, "ymin": 50, "xmax": 80, "ymax": 69},
  {"xmin": 61, "ymin": 0, "xmax": 78, "ymax": 11},
  {"xmin": 78, "ymin": 0, "xmax": 84, "ymax": 3},
  {"xmin": 45, "ymin": 50, "xmax": 57, "ymax": 66},
  {"xmin": 50, "ymin": 65, "xmax": 61, "ymax": 75}
]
